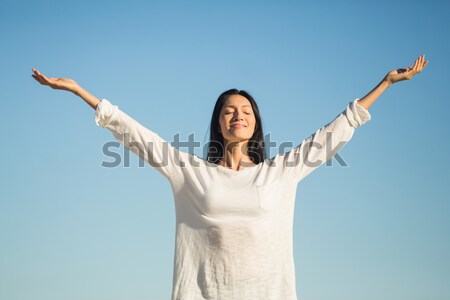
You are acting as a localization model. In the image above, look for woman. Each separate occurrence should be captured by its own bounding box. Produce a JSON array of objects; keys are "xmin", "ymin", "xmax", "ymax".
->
[{"xmin": 32, "ymin": 55, "xmax": 428, "ymax": 300}]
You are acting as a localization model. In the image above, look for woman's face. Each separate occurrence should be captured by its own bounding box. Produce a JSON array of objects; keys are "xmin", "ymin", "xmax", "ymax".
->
[{"xmin": 219, "ymin": 94, "xmax": 256, "ymax": 144}]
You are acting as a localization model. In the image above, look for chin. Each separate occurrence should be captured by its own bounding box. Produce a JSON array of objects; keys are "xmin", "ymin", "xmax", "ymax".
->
[{"xmin": 225, "ymin": 137, "xmax": 251, "ymax": 143}]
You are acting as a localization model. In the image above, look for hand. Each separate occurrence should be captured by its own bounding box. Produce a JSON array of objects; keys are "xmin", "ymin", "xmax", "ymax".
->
[
  {"xmin": 31, "ymin": 68, "xmax": 80, "ymax": 93},
  {"xmin": 384, "ymin": 54, "xmax": 429, "ymax": 85}
]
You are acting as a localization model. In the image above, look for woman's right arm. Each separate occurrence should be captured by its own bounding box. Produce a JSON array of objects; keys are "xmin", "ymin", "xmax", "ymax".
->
[
  {"xmin": 31, "ymin": 68, "xmax": 100, "ymax": 109},
  {"xmin": 73, "ymin": 86, "xmax": 101, "ymax": 110},
  {"xmin": 31, "ymin": 68, "xmax": 186, "ymax": 180}
]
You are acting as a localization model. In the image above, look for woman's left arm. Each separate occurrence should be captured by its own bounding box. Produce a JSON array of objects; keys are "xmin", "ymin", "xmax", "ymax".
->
[
  {"xmin": 277, "ymin": 54, "xmax": 429, "ymax": 183},
  {"xmin": 357, "ymin": 54, "xmax": 429, "ymax": 110}
]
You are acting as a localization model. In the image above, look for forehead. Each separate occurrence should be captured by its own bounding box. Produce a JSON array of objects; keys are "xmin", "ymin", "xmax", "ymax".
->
[{"xmin": 223, "ymin": 94, "xmax": 252, "ymax": 108}]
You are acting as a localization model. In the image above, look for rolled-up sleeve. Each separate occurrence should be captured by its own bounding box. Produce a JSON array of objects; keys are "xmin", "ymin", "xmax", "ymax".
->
[
  {"xmin": 346, "ymin": 99, "xmax": 372, "ymax": 128},
  {"xmin": 94, "ymin": 98, "xmax": 119, "ymax": 127},
  {"xmin": 279, "ymin": 98, "xmax": 371, "ymax": 183},
  {"xmin": 95, "ymin": 99, "xmax": 183, "ymax": 180}
]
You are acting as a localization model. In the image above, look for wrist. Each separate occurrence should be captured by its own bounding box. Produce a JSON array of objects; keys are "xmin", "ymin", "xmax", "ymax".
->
[
  {"xmin": 71, "ymin": 84, "xmax": 83, "ymax": 96},
  {"xmin": 382, "ymin": 75, "xmax": 393, "ymax": 88}
]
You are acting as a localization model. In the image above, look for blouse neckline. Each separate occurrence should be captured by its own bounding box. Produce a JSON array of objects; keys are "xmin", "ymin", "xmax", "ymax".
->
[{"xmin": 203, "ymin": 159, "xmax": 262, "ymax": 174}]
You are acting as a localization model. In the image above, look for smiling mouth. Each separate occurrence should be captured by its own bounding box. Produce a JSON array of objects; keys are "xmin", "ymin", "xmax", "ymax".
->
[{"xmin": 230, "ymin": 124, "xmax": 246, "ymax": 129}]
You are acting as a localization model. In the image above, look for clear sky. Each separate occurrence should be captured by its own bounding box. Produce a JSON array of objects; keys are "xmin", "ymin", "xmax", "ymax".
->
[{"xmin": 1, "ymin": 0, "xmax": 449, "ymax": 299}]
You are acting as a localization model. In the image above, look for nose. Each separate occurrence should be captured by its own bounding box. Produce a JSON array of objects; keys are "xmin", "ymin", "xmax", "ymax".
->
[{"xmin": 233, "ymin": 111, "xmax": 243, "ymax": 121}]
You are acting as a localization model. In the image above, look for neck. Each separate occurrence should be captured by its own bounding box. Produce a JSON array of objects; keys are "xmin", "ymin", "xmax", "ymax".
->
[{"xmin": 220, "ymin": 140, "xmax": 255, "ymax": 170}]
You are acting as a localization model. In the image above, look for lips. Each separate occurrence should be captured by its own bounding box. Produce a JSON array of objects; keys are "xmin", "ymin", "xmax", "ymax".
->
[{"xmin": 230, "ymin": 123, "xmax": 246, "ymax": 128}]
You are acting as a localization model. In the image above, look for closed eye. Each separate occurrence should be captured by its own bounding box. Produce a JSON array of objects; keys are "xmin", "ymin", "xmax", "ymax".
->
[{"xmin": 224, "ymin": 111, "xmax": 251, "ymax": 115}]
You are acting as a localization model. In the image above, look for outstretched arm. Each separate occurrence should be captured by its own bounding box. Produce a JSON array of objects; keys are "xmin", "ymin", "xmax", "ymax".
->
[
  {"xmin": 278, "ymin": 54, "xmax": 429, "ymax": 183},
  {"xmin": 357, "ymin": 54, "xmax": 429, "ymax": 110},
  {"xmin": 31, "ymin": 68, "xmax": 100, "ymax": 110},
  {"xmin": 31, "ymin": 68, "xmax": 187, "ymax": 180}
]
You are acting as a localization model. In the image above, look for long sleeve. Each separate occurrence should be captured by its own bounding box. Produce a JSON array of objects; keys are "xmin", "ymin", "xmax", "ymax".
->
[
  {"xmin": 280, "ymin": 98, "xmax": 372, "ymax": 183},
  {"xmin": 94, "ymin": 99, "xmax": 183, "ymax": 180}
]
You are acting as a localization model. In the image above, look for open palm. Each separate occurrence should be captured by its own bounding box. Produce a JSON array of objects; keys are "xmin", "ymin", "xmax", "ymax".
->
[
  {"xmin": 31, "ymin": 68, "xmax": 79, "ymax": 92},
  {"xmin": 386, "ymin": 54, "xmax": 429, "ymax": 85}
]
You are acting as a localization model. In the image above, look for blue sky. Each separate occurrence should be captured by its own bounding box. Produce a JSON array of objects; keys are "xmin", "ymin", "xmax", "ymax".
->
[{"xmin": 1, "ymin": 1, "xmax": 449, "ymax": 299}]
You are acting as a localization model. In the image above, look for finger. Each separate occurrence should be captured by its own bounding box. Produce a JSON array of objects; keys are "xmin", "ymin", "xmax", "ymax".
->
[
  {"xmin": 31, "ymin": 74, "xmax": 45, "ymax": 85},
  {"xmin": 419, "ymin": 61, "xmax": 428, "ymax": 73},
  {"xmin": 412, "ymin": 56, "xmax": 420, "ymax": 72},
  {"xmin": 31, "ymin": 73, "xmax": 42, "ymax": 82},
  {"xmin": 32, "ymin": 69, "xmax": 41, "ymax": 78},
  {"xmin": 31, "ymin": 69, "xmax": 52, "ymax": 85},
  {"xmin": 39, "ymin": 73, "xmax": 51, "ymax": 84},
  {"xmin": 33, "ymin": 69, "xmax": 45, "ymax": 80},
  {"xmin": 421, "ymin": 55, "xmax": 428, "ymax": 69},
  {"xmin": 34, "ymin": 69, "xmax": 50, "ymax": 82},
  {"xmin": 418, "ymin": 54, "xmax": 426, "ymax": 72},
  {"xmin": 414, "ymin": 56, "xmax": 422, "ymax": 72},
  {"xmin": 415, "ymin": 55, "xmax": 422, "ymax": 72}
]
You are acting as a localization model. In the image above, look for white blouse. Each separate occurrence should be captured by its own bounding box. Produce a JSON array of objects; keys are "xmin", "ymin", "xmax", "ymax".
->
[{"xmin": 95, "ymin": 98, "xmax": 371, "ymax": 300}]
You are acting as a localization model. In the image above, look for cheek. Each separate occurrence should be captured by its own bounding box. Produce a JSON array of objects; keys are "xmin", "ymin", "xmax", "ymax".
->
[{"xmin": 219, "ymin": 116, "xmax": 228, "ymax": 131}]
